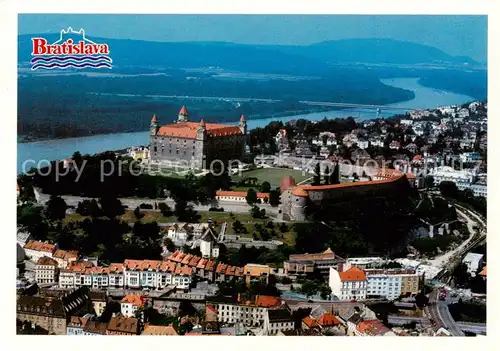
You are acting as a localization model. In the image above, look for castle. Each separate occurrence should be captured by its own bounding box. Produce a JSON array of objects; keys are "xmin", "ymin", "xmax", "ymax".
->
[
  {"xmin": 149, "ymin": 106, "xmax": 247, "ymax": 169},
  {"xmin": 279, "ymin": 173, "xmax": 416, "ymax": 221}
]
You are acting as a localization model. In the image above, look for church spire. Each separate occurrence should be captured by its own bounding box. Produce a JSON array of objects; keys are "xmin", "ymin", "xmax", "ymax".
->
[{"xmin": 178, "ymin": 105, "xmax": 189, "ymax": 122}]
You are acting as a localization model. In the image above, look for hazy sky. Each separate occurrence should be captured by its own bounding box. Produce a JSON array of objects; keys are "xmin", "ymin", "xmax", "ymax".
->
[{"xmin": 18, "ymin": 14, "xmax": 487, "ymax": 62}]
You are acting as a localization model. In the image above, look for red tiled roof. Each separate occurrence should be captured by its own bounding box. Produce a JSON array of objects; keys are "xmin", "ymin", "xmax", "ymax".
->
[
  {"xmin": 36, "ymin": 256, "xmax": 58, "ymax": 266},
  {"xmin": 240, "ymin": 114, "xmax": 246, "ymax": 122},
  {"xmin": 151, "ymin": 114, "xmax": 158, "ymax": 123},
  {"xmin": 157, "ymin": 121, "xmax": 242, "ymax": 139},
  {"xmin": 24, "ymin": 240, "xmax": 56, "ymax": 253},
  {"xmin": 292, "ymin": 174, "xmax": 411, "ymax": 194},
  {"xmin": 339, "ymin": 267, "xmax": 366, "ymax": 281},
  {"xmin": 317, "ymin": 313, "xmax": 340, "ymax": 327},
  {"xmin": 216, "ymin": 190, "xmax": 269, "ymax": 199},
  {"xmin": 356, "ymin": 320, "xmax": 391, "ymax": 336},
  {"xmin": 179, "ymin": 105, "xmax": 188, "ymax": 115},
  {"xmin": 106, "ymin": 263, "xmax": 123, "ymax": 273},
  {"xmin": 53, "ymin": 249, "xmax": 78, "ymax": 260},
  {"xmin": 302, "ymin": 316, "xmax": 319, "ymax": 328},
  {"xmin": 479, "ymin": 266, "xmax": 487, "ymax": 276},
  {"xmin": 254, "ymin": 295, "xmax": 281, "ymax": 308},
  {"xmin": 121, "ymin": 295, "xmax": 145, "ymax": 307}
]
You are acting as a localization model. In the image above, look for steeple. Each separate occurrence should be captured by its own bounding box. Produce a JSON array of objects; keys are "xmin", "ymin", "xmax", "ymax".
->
[
  {"xmin": 239, "ymin": 114, "xmax": 247, "ymax": 135},
  {"xmin": 150, "ymin": 114, "xmax": 159, "ymax": 136},
  {"xmin": 178, "ymin": 105, "xmax": 189, "ymax": 123}
]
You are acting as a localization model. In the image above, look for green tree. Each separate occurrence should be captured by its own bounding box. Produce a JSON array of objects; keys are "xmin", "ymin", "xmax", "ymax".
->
[
  {"xmin": 158, "ymin": 202, "xmax": 173, "ymax": 217},
  {"xmin": 323, "ymin": 166, "xmax": 330, "ymax": 185},
  {"xmin": 330, "ymin": 163, "xmax": 340, "ymax": 184},
  {"xmin": 99, "ymin": 196, "xmax": 124, "ymax": 218},
  {"xmin": 260, "ymin": 181, "xmax": 271, "ymax": 193},
  {"xmin": 45, "ymin": 195, "xmax": 67, "ymax": 221},
  {"xmin": 313, "ymin": 163, "xmax": 321, "ymax": 185},
  {"xmin": 133, "ymin": 206, "xmax": 144, "ymax": 220},
  {"xmin": 245, "ymin": 188, "xmax": 258, "ymax": 205},
  {"xmin": 250, "ymin": 206, "xmax": 262, "ymax": 219},
  {"xmin": 163, "ymin": 237, "xmax": 176, "ymax": 253},
  {"xmin": 268, "ymin": 190, "xmax": 280, "ymax": 207}
]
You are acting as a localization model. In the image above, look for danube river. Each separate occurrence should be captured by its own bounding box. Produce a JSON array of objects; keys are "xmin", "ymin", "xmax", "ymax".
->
[{"xmin": 17, "ymin": 78, "xmax": 473, "ymax": 173}]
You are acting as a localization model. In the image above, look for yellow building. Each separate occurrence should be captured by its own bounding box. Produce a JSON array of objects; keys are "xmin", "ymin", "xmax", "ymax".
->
[{"xmin": 244, "ymin": 263, "xmax": 271, "ymax": 285}]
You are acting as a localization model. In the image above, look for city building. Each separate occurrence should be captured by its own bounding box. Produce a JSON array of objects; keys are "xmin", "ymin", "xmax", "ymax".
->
[
  {"xmin": 141, "ymin": 324, "xmax": 178, "ymax": 335},
  {"xmin": 209, "ymin": 295, "xmax": 282, "ymax": 327},
  {"xmin": 365, "ymin": 269, "xmax": 421, "ymax": 300},
  {"xmin": 215, "ymin": 190, "xmax": 270, "ymax": 203},
  {"xmin": 121, "ymin": 295, "xmax": 146, "ymax": 318},
  {"xmin": 89, "ymin": 291, "xmax": 107, "ymax": 317},
  {"xmin": 82, "ymin": 320, "xmax": 108, "ymax": 336},
  {"xmin": 200, "ymin": 227, "xmax": 220, "ymax": 258},
  {"xmin": 23, "ymin": 240, "xmax": 56, "ymax": 262},
  {"xmin": 66, "ymin": 316, "xmax": 90, "ymax": 335},
  {"xmin": 329, "ymin": 267, "xmax": 367, "ymax": 301},
  {"xmin": 244, "ymin": 264, "xmax": 271, "ymax": 285},
  {"xmin": 52, "ymin": 249, "xmax": 79, "ymax": 268},
  {"xmin": 149, "ymin": 107, "xmax": 247, "ymax": 169},
  {"xmin": 462, "ymin": 253, "xmax": 484, "ymax": 276},
  {"xmin": 106, "ymin": 316, "xmax": 140, "ymax": 335},
  {"xmin": 355, "ymin": 319, "xmax": 396, "ymax": 336},
  {"xmin": 345, "ymin": 257, "xmax": 385, "ymax": 270},
  {"xmin": 283, "ymin": 248, "xmax": 345, "ymax": 276},
  {"xmin": 16, "ymin": 287, "xmax": 92, "ymax": 335},
  {"xmin": 35, "ymin": 256, "xmax": 59, "ymax": 284},
  {"xmin": 263, "ymin": 309, "xmax": 295, "ymax": 335}
]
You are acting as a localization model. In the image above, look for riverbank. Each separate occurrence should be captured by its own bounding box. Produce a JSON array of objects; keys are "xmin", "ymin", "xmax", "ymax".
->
[{"xmin": 17, "ymin": 77, "xmax": 474, "ymax": 173}]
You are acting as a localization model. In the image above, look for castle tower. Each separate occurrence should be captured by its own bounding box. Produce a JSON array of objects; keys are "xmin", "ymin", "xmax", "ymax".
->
[
  {"xmin": 178, "ymin": 105, "xmax": 189, "ymax": 123},
  {"xmin": 239, "ymin": 114, "xmax": 248, "ymax": 154},
  {"xmin": 290, "ymin": 187, "xmax": 308, "ymax": 221},
  {"xmin": 150, "ymin": 114, "xmax": 159, "ymax": 136},
  {"xmin": 193, "ymin": 119, "xmax": 207, "ymax": 169}
]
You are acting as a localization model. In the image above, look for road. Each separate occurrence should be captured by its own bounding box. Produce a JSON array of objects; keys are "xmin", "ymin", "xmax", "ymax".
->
[
  {"xmin": 426, "ymin": 289, "xmax": 465, "ymax": 336},
  {"xmin": 36, "ymin": 192, "xmax": 279, "ymax": 215},
  {"xmin": 455, "ymin": 322, "xmax": 487, "ymax": 335}
]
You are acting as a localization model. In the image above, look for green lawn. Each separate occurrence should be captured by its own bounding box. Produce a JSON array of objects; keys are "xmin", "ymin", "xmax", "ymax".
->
[{"xmin": 232, "ymin": 167, "xmax": 312, "ymax": 187}]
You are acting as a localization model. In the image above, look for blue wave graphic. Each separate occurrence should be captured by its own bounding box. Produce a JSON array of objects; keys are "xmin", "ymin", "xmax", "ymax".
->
[
  {"xmin": 31, "ymin": 58, "xmax": 111, "ymax": 67},
  {"xmin": 31, "ymin": 62, "xmax": 112, "ymax": 70},
  {"xmin": 31, "ymin": 55, "xmax": 112, "ymax": 63}
]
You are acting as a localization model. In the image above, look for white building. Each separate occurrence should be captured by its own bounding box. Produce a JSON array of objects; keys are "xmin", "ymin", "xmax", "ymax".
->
[
  {"xmin": 346, "ymin": 257, "xmax": 385, "ymax": 270},
  {"xmin": 52, "ymin": 249, "xmax": 79, "ymax": 268},
  {"xmin": 212, "ymin": 295, "xmax": 282, "ymax": 327},
  {"xmin": 365, "ymin": 269, "xmax": 420, "ymax": 300},
  {"xmin": 199, "ymin": 227, "xmax": 220, "ymax": 258},
  {"xmin": 263, "ymin": 309, "xmax": 295, "ymax": 335},
  {"xmin": 462, "ymin": 253, "xmax": 484, "ymax": 276},
  {"xmin": 23, "ymin": 240, "xmax": 56, "ymax": 262},
  {"xmin": 429, "ymin": 166, "xmax": 476, "ymax": 185},
  {"xmin": 357, "ymin": 139, "xmax": 369, "ymax": 150},
  {"xmin": 35, "ymin": 256, "xmax": 59, "ymax": 284},
  {"xmin": 329, "ymin": 267, "xmax": 367, "ymax": 301},
  {"xmin": 58, "ymin": 259, "xmax": 192, "ymax": 290},
  {"xmin": 121, "ymin": 295, "xmax": 145, "ymax": 318}
]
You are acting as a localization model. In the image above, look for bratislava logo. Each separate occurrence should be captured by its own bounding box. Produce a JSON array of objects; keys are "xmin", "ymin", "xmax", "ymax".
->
[{"xmin": 31, "ymin": 27, "xmax": 112, "ymax": 70}]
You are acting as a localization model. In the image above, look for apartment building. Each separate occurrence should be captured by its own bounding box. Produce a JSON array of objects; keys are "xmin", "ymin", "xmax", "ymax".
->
[
  {"xmin": 209, "ymin": 295, "xmax": 282, "ymax": 327},
  {"xmin": 35, "ymin": 256, "xmax": 59, "ymax": 284},
  {"xmin": 263, "ymin": 308, "xmax": 295, "ymax": 335},
  {"xmin": 329, "ymin": 267, "xmax": 367, "ymax": 301},
  {"xmin": 23, "ymin": 240, "xmax": 56, "ymax": 262},
  {"xmin": 52, "ymin": 249, "xmax": 79, "ymax": 268},
  {"xmin": 121, "ymin": 295, "xmax": 146, "ymax": 318}
]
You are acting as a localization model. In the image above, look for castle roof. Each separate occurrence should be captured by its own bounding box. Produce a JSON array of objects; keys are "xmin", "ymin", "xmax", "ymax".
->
[
  {"xmin": 151, "ymin": 114, "xmax": 157, "ymax": 123},
  {"xmin": 240, "ymin": 114, "xmax": 246, "ymax": 122},
  {"xmin": 179, "ymin": 105, "xmax": 188, "ymax": 115},
  {"xmin": 157, "ymin": 122, "xmax": 242, "ymax": 139},
  {"xmin": 292, "ymin": 187, "xmax": 309, "ymax": 197}
]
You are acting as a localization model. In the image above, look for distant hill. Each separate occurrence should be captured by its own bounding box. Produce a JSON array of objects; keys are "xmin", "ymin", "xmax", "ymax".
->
[
  {"xmin": 18, "ymin": 35, "xmax": 479, "ymax": 73},
  {"xmin": 271, "ymin": 38, "xmax": 479, "ymax": 66}
]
